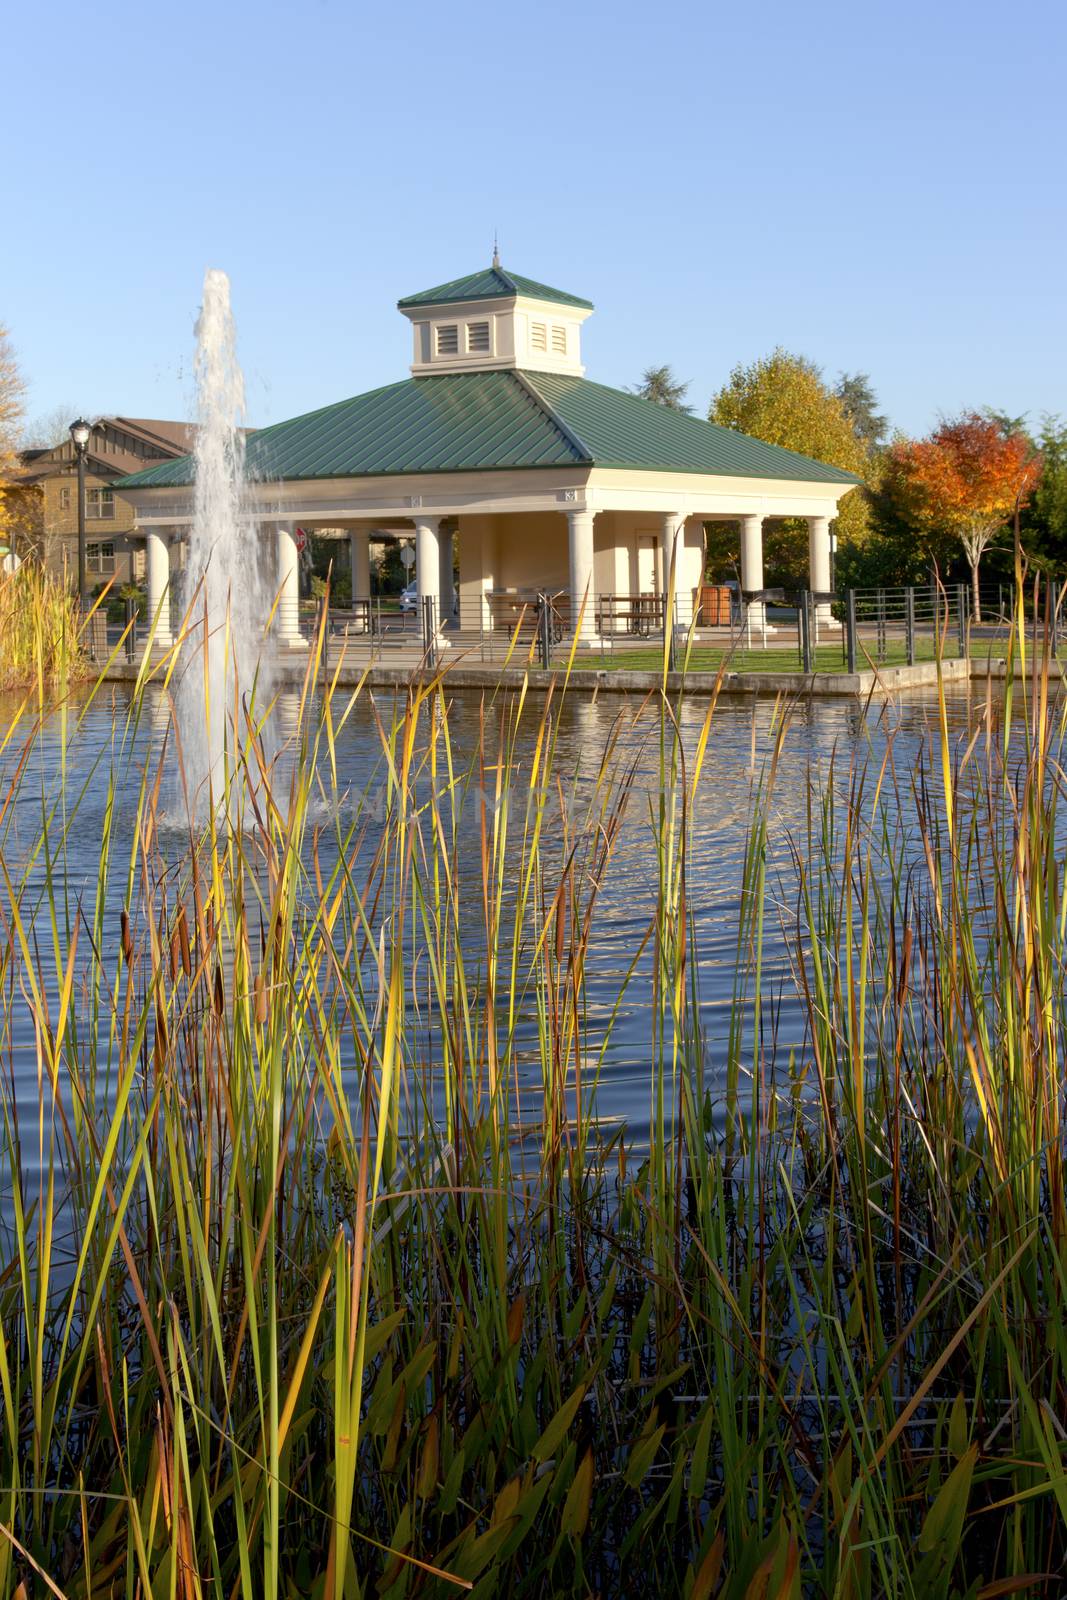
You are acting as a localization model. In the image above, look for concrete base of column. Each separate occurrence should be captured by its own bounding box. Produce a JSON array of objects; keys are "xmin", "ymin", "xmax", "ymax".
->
[{"xmin": 569, "ymin": 605, "xmax": 598, "ymax": 647}]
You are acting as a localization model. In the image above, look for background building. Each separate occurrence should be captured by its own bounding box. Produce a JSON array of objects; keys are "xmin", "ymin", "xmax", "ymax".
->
[{"xmin": 20, "ymin": 417, "xmax": 193, "ymax": 588}]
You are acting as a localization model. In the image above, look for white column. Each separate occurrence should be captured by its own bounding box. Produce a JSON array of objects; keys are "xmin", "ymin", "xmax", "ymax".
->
[
  {"xmin": 145, "ymin": 526, "xmax": 172, "ymax": 647},
  {"xmin": 567, "ymin": 508, "xmax": 596, "ymax": 640},
  {"xmin": 415, "ymin": 515, "xmax": 447, "ymax": 644},
  {"xmin": 661, "ymin": 512, "xmax": 687, "ymax": 630},
  {"xmin": 459, "ymin": 516, "xmax": 494, "ymax": 632},
  {"xmin": 438, "ymin": 524, "xmax": 455, "ymax": 629},
  {"xmin": 275, "ymin": 523, "xmax": 305, "ymax": 648},
  {"xmin": 653, "ymin": 536, "xmax": 665, "ymax": 596},
  {"xmin": 349, "ymin": 527, "xmax": 371, "ymax": 599},
  {"xmin": 470, "ymin": 518, "xmax": 495, "ymax": 630},
  {"xmin": 740, "ymin": 514, "xmax": 767, "ymax": 634},
  {"xmin": 349, "ymin": 527, "xmax": 371, "ymax": 633},
  {"xmin": 808, "ymin": 515, "xmax": 835, "ymax": 629},
  {"xmin": 682, "ymin": 516, "xmax": 706, "ymax": 628}
]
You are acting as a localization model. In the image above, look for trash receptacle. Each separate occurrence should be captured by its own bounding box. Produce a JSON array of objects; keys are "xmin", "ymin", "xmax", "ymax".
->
[{"xmin": 697, "ymin": 585, "xmax": 732, "ymax": 625}]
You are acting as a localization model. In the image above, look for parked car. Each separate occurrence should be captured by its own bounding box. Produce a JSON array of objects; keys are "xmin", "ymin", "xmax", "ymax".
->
[{"xmin": 398, "ymin": 582, "xmax": 459, "ymax": 620}]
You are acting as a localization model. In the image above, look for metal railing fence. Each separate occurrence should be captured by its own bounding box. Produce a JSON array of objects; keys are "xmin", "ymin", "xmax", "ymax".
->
[
  {"xmin": 305, "ymin": 583, "xmax": 1060, "ymax": 676},
  {"xmin": 110, "ymin": 581, "xmax": 1062, "ymax": 679}
]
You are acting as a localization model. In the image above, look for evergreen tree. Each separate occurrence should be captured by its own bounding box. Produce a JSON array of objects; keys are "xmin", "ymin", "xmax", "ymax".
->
[
  {"xmin": 1019, "ymin": 416, "xmax": 1067, "ymax": 572},
  {"xmin": 631, "ymin": 365, "xmax": 692, "ymax": 412},
  {"xmin": 834, "ymin": 372, "xmax": 888, "ymax": 449}
]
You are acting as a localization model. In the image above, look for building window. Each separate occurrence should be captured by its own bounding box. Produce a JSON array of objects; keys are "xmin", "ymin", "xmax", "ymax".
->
[
  {"xmin": 551, "ymin": 325, "xmax": 567, "ymax": 354},
  {"xmin": 436, "ymin": 324, "xmax": 459, "ymax": 356},
  {"xmin": 87, "ymin": 541, "xmax": 116, "ymax": 575},
  {"xmin": 59, "ymin": 486, "xmax": 71, "ymax": 511},
  {"xmin": 530, "ymin": 321, "xmax": 548, "ymax": 353},
  {"xmin": 466, "ymin": 320, "xmax": 490, "ymax": 354},
  {"xmin": 86, "ymin": 488, "xmax": 115, "ymax": 520}
]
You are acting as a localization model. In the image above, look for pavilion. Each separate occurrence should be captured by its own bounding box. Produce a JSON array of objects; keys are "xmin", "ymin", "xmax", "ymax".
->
[{"xmin": 116, "ymin": 258, "xmax": 862, "ymax": 649}]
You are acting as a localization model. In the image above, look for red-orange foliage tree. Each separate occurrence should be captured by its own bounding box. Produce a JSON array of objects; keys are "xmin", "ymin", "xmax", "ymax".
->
[{"xmin": 893, "ymin": 413, "xmax": 1041, "ymax": 620}]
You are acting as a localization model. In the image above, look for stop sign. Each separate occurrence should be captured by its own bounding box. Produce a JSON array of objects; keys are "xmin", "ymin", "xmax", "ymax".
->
[{"xmin": 294, "ymin": 526, "xmax": 308, "ymax": 554}]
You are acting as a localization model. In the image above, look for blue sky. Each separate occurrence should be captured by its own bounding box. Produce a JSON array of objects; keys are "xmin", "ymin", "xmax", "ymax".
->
[{"xmin": 8, "ymin": 0, "xmax": 1065, "ymax": 440}]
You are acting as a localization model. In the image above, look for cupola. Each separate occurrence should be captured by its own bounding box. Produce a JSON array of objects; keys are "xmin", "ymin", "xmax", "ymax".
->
[{"xmin": 397, "ymin": 254, "xmax": 593, "ymax": 378}]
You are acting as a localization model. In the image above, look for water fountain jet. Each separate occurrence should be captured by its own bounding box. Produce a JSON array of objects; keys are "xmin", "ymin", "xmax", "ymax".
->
[{"xmin": 176, "ymin": 269, "xmax": 272, "ymax": 814}]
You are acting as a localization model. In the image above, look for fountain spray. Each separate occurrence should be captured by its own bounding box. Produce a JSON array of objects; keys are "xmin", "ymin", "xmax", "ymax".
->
[{"xmin": 177, "ymin": 269, "xmax": 272, "ymax": 811}]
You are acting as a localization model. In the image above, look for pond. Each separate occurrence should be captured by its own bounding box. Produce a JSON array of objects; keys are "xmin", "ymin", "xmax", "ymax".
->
[{"xmin": 0, "ymin": 679, "xmax": 997, "ymax": 1171}]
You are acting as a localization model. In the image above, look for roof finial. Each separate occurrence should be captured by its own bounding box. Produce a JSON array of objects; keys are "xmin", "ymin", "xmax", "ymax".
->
[{"xmin": 492, "ymin": 229, "xmax": 500, "ymax": 270}]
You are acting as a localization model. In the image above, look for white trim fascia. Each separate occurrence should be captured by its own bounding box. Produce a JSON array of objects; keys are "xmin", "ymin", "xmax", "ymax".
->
[
  {"xmin": 585, "ymin": 468, "xmax": 859, "ymax": 520},
  {"xmin": 124, "ymin": 462, "xmax": 859, "ymax": 529},
  {"xmin": 398, "ymin": 294, "xmax": 593, "ymax": 326},
  {"xmin": 123, "ymin": 467, "xmax": 596, "ymax": 528}
]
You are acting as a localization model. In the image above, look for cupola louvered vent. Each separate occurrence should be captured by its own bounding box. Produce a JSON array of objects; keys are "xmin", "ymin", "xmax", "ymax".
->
[{"xmin": 402, "ymin": 267, "xmax": 591, "ymax": 375}]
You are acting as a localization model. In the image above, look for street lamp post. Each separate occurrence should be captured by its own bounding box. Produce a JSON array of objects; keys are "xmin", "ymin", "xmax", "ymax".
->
[{"xmin": 69, "ymin": 418, "xmax": 93, "ymax": 615}]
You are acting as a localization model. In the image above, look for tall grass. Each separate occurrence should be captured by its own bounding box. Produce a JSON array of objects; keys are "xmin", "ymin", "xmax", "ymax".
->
[
  {"xmin": 0, "ymin": 580, "xmax": 1066, "ymax": 1596},
  {"xmin": 0, "ymin": 565, "xmax": 88, "ymax": 694}
]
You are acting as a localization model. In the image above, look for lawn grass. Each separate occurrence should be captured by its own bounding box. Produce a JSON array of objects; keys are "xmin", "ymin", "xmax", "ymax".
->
[
  {"xmin": 1, "ymin": 580, "xmax": 1067, "ymax": 1595},
  {"xmin": 569, "ymin": 642, "xmax": 851, "ymax": 673},
  {"xmin": 568, "ymin": 628, "xmax": 1029, "ymax": 675}
]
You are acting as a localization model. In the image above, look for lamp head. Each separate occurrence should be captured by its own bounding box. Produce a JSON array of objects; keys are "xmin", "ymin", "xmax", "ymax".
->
[{"xmin": 69, "ymin": 418, "xmax": 92, "ymax": 452}]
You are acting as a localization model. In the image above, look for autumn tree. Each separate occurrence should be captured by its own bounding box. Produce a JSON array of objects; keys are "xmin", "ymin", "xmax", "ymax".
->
[
  {"xmin": 892, "ymin": 413, "xmax": 1041, "ymax": 620},
  {"xmin": 709, "ymin": 349, "xmax": 869, "ymax": 585},
  {"xmin": 2, "ymin": 478, "xmax": 43, "ymax": 564},
  {"xmin": 858, "ymin": 450, "xmax": 948, "ymax": 587},
  {"xmin": 631, "ymin": 364, "xmax": 691, "ymax": 412},
  {"xmin": 0, "ymin": 325, "xmax": 28, "ymax": 561},
  {"xmin": 972, "ymin": 412, "xmax": 1067, "ymax": 578}
]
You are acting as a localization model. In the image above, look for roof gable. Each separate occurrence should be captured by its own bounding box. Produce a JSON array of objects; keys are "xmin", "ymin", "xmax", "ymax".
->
[
  {"xmin": 114, "ymin": 417, "xmax": 196, "ymax": 453},
  {"xmin": 398, "ymin": 266, "xmax": 593, "ymax": 311},
  {"xmin": 20, "ymin": 415, "xmax": 195, "ymax": 482}
]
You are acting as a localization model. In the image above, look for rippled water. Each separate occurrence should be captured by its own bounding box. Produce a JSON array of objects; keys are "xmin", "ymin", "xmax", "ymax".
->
[{"xmin": 0, "ymin": 681, "xmax": 998, "ymax": 1157}]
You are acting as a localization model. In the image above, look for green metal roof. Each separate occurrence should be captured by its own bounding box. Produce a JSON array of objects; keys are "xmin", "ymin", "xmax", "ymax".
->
[
  {"xmin": 115, "ymin": 374, "xmax": 580, "ymax": 488},
  {"xmin": 525, "ymin": 372, "xmax": 863, "ymax": 484},
  {"xmin": 397, "ymin": 265, "xmax": 593, "ymax": 310},
  {"xmin": 115, "ymin": 371, "xmax": 862, "ymax": 490}
]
